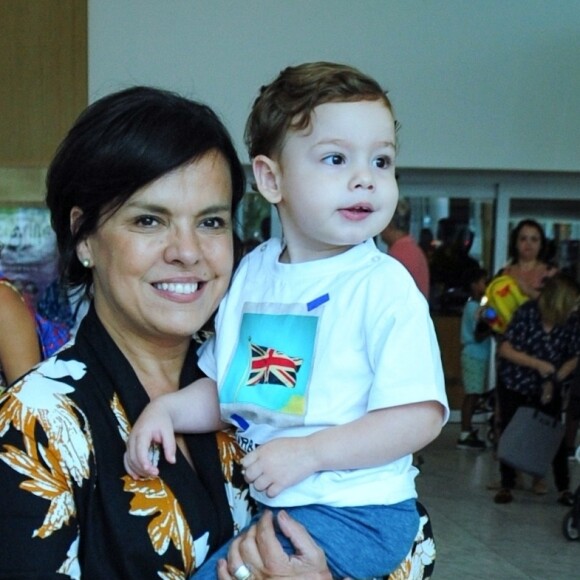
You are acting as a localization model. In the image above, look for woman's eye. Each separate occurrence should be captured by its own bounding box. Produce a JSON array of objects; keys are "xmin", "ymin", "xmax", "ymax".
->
[
  {"xmin": 322, "ymin": 154, "xmax": 345, "ymax": 166},
  {"xmin": 135, "ymin": 215, "xmax": 160, "ymax": 227},
  {"xmin": 201, "ymin": 217, "xmax": 226, "ymax": 229}
]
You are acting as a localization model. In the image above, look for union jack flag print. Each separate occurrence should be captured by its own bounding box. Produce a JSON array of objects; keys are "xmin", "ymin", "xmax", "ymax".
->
[{"xmin": 247, "ymin": 342, "xmax": 303, "ymax": 388}]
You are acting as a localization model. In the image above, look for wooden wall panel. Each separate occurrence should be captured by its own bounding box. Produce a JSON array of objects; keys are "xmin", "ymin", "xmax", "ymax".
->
[{"xmin": 0, "ymin": 0, "xmax": 87, "ymax": 201}]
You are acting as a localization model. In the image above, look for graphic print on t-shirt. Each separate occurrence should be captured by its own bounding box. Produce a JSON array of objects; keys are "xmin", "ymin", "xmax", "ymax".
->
[{"xmin": 220, "ymin": 300, "xmax": 322, "ymax": 426}]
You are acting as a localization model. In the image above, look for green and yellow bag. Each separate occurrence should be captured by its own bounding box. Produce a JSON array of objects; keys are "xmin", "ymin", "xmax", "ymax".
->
[{"xmin": 482, "ymin": 274, "xmax": 529, "ymax": 333}]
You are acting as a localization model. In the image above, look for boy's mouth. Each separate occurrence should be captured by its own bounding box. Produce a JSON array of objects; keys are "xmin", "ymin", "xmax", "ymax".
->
[{"xmin": 339, "ymin": 204, "xmax": 374, "ymax": 221}]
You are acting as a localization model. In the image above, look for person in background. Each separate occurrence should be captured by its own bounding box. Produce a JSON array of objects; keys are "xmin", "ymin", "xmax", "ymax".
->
[
  {"xmin": 0, "ymin": 276, "xmax": 42, "ymax": 390},
  {"xmin": 491, "ymin": 218, "xmax": 559, "ymax": 494},
  {"xmin": 501, "ymin": 219, "xmax": 558, "ymax": 300},
  {"xmin": 126, "ymin": 61, "xmax": 448, "ymax": 580},
  {"xmin": 380, "ymin": 197, "xmax": 430, "ymax": 299},
  {"xmin": 37, "ymin": 277, "xmax": 90, "ymax": 337},
  {"xmin": 419, "ymin": 227, "xmax": 435, "ymax": 262},
  {"xmin": 493, "ymin": 273, "xmax": 580, "ymax": 506},
  {"xmin": 565, "ymin": 364, "xmax": 580, "ymax": 461},
  {"xmin": 0, "ymin": 86, "xmax": 330, "ymax": 578},
  {"xmin": 430, "ymin": 219, "xmax": 480, "ymax": 312},
  {"xmin": 457, "ymin": 268, "xmax": 492, "ymax": 449}
]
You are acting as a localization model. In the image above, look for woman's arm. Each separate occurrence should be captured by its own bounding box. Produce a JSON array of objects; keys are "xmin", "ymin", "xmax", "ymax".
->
[
  {"xmin": 242, "ymin": 401, "xmax": 444, "ymax": 498},
  {"xmin": 498, "ymin": 339, "xmax": 555, "ymax": 377},
  {"xmin": 556, "ymin": 356, "xmax": 578, "ymax": 383},
  {"xmin": 0, "ymin": 283, "xmax": 41, "ymax": 384}
]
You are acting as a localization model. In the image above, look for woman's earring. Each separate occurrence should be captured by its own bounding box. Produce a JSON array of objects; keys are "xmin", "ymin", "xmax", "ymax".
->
[{"xmin": 81, "ymin": 258, "xmax": 91, "ymax": 268}]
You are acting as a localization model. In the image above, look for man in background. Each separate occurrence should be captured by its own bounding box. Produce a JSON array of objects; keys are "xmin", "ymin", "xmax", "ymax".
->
[{"xmin": 381, "ymin": 198, "xmax": 430, "ymax": 300}]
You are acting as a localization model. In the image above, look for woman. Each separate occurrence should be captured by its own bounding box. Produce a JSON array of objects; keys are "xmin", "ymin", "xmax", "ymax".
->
[
  {"xmin": 0, "ymin": 87, "xmax": 330, "ymax": 578},
  {"xmin": 502, "ymin": 219, "xmax": 558, "ymax": 299},
  {"xmin": 0, "ymin": 274, "xmax": 42, "ymax": 389},
  {"xmin": 489, "ymin": 219, "xmax": 559, "ymax": 493},
  {"xmin": 494, "ymin": 273, "xmax": 580, "ymax": 505}
]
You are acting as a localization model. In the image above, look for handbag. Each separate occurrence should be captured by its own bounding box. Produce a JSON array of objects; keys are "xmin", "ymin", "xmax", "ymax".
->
[{"xmin": 497, "ymin": 406, "xmax": 565, "ymax": 478}]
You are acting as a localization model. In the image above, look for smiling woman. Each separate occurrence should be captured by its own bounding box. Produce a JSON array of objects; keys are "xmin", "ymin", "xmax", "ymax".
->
[
  {"xmin": 0, "ymin": 86, "xmax": 253, "ymax": 578},
  {"xmin": 72, "ymin": 151, "xmax": 235, "ymax": 348}
]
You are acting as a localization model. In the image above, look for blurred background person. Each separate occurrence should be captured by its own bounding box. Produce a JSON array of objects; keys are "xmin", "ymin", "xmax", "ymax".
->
[
  {"xmin": 430, "ymin": 218, "xmax": 480, "ymax": 313},
  {"xmin": 0, "ymin": 277, "xmax": 42, "ymax": 390},
  {"xmin": 380, "ymin": 197, "xmax": 430, "ymax": 300},
  {"xmin": 37, "ymin": 277, "xmax": 89, "ymax": 337},
  {"xmin": 456, "ymin": 268, "xmax": 492, "ymax": 450},
  {"xmin": 419, "ymin": 227, "xmax": 435, "ymax": 262},
  {"xmin": 500, "ymin": 218, "xmax": 558, "ymax": 300},
  {"xmin": 493, "ymin": 273, "xmax": 580, "ymax": 505}
]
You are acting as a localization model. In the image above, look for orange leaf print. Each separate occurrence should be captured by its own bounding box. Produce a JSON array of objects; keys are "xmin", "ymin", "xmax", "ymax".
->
[
  {"xmin": 216, "ymin": 428, "xmax": 244, "ymax": 482},
  {"xmin": 0, "ymin": 442, "xmax": 75, "ymax": 538},
  {"xmin": 123, "ymin": 475, "xmax": 199, "ymax": 577}
]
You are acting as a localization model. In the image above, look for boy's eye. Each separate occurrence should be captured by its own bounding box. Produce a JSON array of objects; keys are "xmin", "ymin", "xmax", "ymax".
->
[
  {"xmin": 322, "ymin": 154, "xmax": 345, "ymax": 166},
  {"xmin": 374, "ymin": 156, "xmax": 393, "ymax": 169}
]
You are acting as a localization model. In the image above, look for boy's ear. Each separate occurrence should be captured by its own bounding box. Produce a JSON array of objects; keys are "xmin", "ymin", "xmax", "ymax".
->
[{"xmin": 252, "ymin": 155, "xmax": 282, "ymax": 204}]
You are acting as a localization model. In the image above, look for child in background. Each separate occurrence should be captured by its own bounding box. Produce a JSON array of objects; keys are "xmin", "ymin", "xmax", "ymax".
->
[
  {"xmin": 457, "ymin": 268, "xmax": 491, "ymax": 449},
  {"xmin": 126, "ymin": 62, "xmax": 448, "ymax": 579}
]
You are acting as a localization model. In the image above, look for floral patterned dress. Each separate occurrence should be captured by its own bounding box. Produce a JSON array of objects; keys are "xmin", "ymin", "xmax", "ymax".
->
[{"xmin": 0, "ymin": 305, "xmax": 252, "ymax": 579}]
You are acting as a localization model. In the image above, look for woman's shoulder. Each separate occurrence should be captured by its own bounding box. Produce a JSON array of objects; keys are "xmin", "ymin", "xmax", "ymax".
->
[{"xmin": 512, "ymin": 298, "xmax": 538, "ymax": 321}]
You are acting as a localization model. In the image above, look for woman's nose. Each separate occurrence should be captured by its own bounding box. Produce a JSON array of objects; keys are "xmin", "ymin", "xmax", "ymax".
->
[{"xmin": 165, "ymin": 229, "xmax": 201, "ymax": 265}]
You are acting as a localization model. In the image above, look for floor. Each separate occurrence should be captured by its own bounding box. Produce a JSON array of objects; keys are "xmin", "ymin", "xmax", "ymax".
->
[{"xmin": 416, "ymin": 422, "xmax": 580, "ymax": 579}]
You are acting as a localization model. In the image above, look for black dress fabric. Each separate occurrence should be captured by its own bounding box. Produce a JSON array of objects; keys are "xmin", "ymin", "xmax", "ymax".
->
[{"xmin": 0, "ymin": 305, "xmax": 252, "ymax": 579}]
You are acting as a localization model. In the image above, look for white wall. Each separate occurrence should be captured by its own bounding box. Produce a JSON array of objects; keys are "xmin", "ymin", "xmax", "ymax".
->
[{"xmin": 89, "ymin": 0, "xmax": 580, "ymax": 172}]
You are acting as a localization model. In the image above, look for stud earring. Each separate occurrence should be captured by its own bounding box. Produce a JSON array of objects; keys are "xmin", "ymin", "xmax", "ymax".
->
[{"xmin": 81, "ymin": 258, "xmax": 91, "ymax": 268}]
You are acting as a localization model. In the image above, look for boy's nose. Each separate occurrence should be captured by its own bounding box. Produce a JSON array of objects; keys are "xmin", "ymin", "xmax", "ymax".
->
[{"xmin": 350, "ymin": 169, "xmax": 375, "ymax": 191}]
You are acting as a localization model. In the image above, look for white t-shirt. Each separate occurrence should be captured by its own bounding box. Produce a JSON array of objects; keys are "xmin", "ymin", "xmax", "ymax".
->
[{"xmin": 199, "ymin": 238, "xmax": 448, "ymax": 508}]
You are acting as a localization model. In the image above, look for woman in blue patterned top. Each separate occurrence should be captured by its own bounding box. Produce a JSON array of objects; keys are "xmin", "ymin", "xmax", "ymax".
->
[{"xmin": 494, "ymin": 273, "xmax": 580, "ymax": 505}]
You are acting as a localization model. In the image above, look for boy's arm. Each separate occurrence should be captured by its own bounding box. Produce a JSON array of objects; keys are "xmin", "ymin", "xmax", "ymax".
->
[
  {"xmin": 125, "ymin": 377, "xmax": 226, "ymax": 478},
  {"xmin": 242, "ymin": 400, "xmax": 444, "ymax": 498}
]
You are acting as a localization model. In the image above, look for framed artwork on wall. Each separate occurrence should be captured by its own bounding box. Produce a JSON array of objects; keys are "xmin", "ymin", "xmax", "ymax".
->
[{"xmin": 0, "ymin": 205, "xmax": 59, "ymax": 308}]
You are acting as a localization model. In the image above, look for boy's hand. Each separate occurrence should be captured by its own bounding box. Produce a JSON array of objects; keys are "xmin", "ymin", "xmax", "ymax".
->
[
  {"xmin": 124, "ymin": 399, "xmax": 177, "ymax": 479},
  {"xmin": 241, "ymin": 437, "xmax": 316, "ymax": 498}
]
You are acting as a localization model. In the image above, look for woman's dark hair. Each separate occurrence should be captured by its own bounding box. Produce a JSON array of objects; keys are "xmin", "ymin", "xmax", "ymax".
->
[
  {"xmin": 46, "ymin": 86, "xmax": 245, "ymax": 295},
  {"xmin": 507, "ymin": 219, "xmax": 547, "ymax": 264}
]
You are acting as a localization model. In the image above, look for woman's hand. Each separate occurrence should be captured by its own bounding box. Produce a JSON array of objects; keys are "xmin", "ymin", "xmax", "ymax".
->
[
  {"xmin": 540, "ymin": 380, "xmax": 554, "ymax": 405},
  {"xmin": 217, "ymin": 510, "xmax": 332, "ymax": 580},
  {"xmin": 536, "ymin": 360, "xmax": 556, "ymax": 379}
]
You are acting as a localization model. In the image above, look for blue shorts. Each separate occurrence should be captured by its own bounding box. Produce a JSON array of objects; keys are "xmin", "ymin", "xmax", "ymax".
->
[
  {"xmin": 195, "ymin": 500, "xmax": 419, "ymax": 579},
  {"xmin": 461, "ymin": 353, "xmax": 488, "ymax": 395}
]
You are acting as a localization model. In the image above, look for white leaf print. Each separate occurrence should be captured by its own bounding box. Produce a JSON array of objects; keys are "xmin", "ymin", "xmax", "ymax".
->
[{"xmin": 13, "ymin": 360, "xmax": 92, "ymax": 485}]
